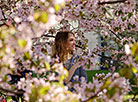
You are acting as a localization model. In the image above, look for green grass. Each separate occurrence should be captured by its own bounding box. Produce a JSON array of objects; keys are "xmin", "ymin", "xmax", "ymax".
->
[{"xmin": 86, "ymin": 70, "xmax": 110, "ymax": 82}]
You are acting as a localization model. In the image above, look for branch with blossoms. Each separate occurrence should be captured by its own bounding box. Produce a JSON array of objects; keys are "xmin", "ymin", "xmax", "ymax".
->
[
  {"xmin": 0, "ymin": 87, "xmax": 24, "ymax": 95},
  {"xmin": 0, "ymin": 86, "xmax": 25, "ymax": 102},
  {"xmin": 81, "ymin": 90, "xmax": 101, "ymax": 102},
  {"xmin": 70, "ymin": 73, "xmax": 131, "ymax": 102},
  {"xmin": 0, "ymin": 87, "xmax": 23, "ymax": 95}
]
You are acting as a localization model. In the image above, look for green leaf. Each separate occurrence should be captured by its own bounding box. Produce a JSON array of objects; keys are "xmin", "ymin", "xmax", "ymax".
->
[
  {"xmin": 54, "ymin": 4, "xmax": 60, "ymax": 11},
  {"xmin": 44, "ymin": 62, "xmax": 50, "ymax": 70},
  {"xmin": 34, "ymin": 11, "xmax": 48, "ymax": 23},
  {"xmin": 40, "ymin": 86, "xmax": 50, "ymax": 95},
  {"xmin": 107, "ymin": 87, "xmax": 116, "ymax": 98},
  {"xmin": 119, "ymin": 67, "xmax": 133, "ymax": 79},
  {"xmin": 131, "ymin": 43, "xmax": 138, "ymax": 55},
  {"xmin": 117, "ymin": 53, "xmax": 123, "ymax": 59},
  {"xmin": 29, "ymin": 87, "xmax": 39, "ymax": 102},
  {"xmin": 79, "ymin": 11, "xmax": 84, "ymax": 18},
  {"xmin": 36, "ymin": 60, "xmax": 41, "ymax": 66},
  {"xmin": 105, "ymin": 63, "xmax": 109, "ymax": 68},
  {"xmin": 135, "ymin": 56, "xmax": 138, "ymax": 61},
  {"xmin": 17, "ymin": 39, "xmax": 27, "ymax": 48},
  {"xmin": 34, "ymin": 12, "xmax": 40, "ymax": 20},
  {"xmin": 24, "ymin": 52, "xmax": 31, "ymax": 60},
  {"xmin": 88, "ymin": 99, "xmax": 94, "ymax": 102},
  {"xmin": 40, "ymin": 12, "xmax": 48, "ymax": 23},
  {"xmin": 2, "ymin": 75, "xmax": 7, "ymax": 82},
  {"xmin": 131, "ymin": 67, "xmax": 138, "ymax": 74},
  {"xmin": 85, "ymin": 87, "xmax": 92, "ymax": 92},
  {"xmin": 0, "ymin": 50, "xmax": 6, "ymax": 57},
  {"xmin": 128, "ymin": 12, "xmax": 133, "ymax": 18},
  {"xmin": 101, "ymin": 78, "xmax": 112, "ymax": 89},
  {"xmin": 32, "ymin": 59, "xmax": 41, "ymax": 66}
]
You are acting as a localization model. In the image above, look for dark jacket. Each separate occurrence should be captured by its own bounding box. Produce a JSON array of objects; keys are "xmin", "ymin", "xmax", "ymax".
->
[{"xmin": 64, "ymin": 54, "xmax": 87, "ymax": 83}]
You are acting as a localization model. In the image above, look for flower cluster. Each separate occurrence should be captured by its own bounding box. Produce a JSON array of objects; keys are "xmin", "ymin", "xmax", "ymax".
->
[{"xmin": 72, "ymin": 73, "xmax": 131, "ymax": 102}]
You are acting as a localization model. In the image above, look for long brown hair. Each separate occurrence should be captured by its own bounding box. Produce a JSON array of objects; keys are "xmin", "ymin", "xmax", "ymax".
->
[{"xmin": 52, "ymin": 31, "xmax": 74, "ymax": 62}]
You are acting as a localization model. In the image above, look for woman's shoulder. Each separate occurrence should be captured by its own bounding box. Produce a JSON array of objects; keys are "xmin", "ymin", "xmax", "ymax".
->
[
  {"xmin": 72, "ymin": 54, "xmax": 80, "ymax": 59},
  {"xmin": 71, "ymin": 54, "xmax": 81, "ymax": 63}
]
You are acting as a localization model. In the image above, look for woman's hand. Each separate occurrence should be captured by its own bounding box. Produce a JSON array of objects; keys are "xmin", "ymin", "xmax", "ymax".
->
[
  {"xmin": 72, "ymin": 61, "xmax": 81, "ymax": 70},
  {"xmin": 64, "ymin": 61, "xmax": 81, "ymax": 84}
]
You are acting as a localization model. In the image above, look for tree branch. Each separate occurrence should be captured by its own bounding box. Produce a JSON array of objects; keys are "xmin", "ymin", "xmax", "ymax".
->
[
  {"xmin": 0, "ymin": 86, "xmax": 24, "ymax": 95},
  {"xmin": 43, "ymin": 34, "xmax": 55, "ymax": 38},
  {"xmin": 98, "ymin": 0, "xmax": 127, "ymax": 5},
  {"xmin": 0, "ymin": 6, "xmax": 7, "ymax": 20},
  {"xmin": 82, "ymin": 95, "xmax": 97, "ymax": 102},
  {"xmin": 81, "ymin": 90, "xmax": 101, "ymax": 102},
  {"xmin": 109, "ymin": 30, "xmax": 122, "ymax": 40},
  {"xmin": 98, "ymin": 54, "xmax": 112, "ymax": 59}
]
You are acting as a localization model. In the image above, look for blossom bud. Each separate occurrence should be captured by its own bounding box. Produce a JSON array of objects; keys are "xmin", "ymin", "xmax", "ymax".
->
[{"xmin": 125, "ymin": 44, "xmax": 131, "ymax": 55}]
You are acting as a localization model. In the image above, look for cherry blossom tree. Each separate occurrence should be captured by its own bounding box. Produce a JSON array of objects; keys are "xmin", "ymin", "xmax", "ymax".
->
[{"xmin": 0, "ymin": 0, "xmax": 138, "ymax": 102}]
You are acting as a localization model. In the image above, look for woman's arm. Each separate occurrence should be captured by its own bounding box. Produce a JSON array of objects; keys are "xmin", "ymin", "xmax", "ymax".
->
[
  {"xmin": 64, "ymin": 62, "xmax": 81, "ymax": 84},
  {"xmin": 80, "ymin": 67, "xmax": 87, "ymax": 82}
]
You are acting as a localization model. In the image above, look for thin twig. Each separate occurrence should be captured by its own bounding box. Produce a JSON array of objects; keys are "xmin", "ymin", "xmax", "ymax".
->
[
  {"xmin": 98, "ymin": 54, "xmax": 112, "ymax": 59},
  {"xmin": 109, "ymin": 30, "xmax": 122, "ymax": 40},
  {"xmin": 0, "ymin": 6, "xmax": 7, "ymax": 20},
  {"xmin": 81, "ymin": 90, "xmax": 101, "ymax": 102},
  {"xmin": 43, "ymin": 35, "xmax": 55, "ymax": 38},
  {"xmin": 82, "ymin": 95, "xmax": 97, "ymax": 102},
  {"xmin": 98, "ymin": 0, "xmax": 127, "ymax": 5}
]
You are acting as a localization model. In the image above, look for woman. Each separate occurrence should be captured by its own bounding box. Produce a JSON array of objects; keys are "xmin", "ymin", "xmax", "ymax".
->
[{"xmin": 52, "ymin": 31, "xmax": 87, "ymax": 84}]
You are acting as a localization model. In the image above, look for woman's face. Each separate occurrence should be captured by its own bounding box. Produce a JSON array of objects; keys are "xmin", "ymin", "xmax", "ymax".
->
[{"xmin": 66, "ymin": 33, "xmax": 76, "ymax": 52}]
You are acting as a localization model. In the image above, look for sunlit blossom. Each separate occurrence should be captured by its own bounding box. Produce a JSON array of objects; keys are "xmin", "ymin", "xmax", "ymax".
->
[{"xmin": 125, "ymin": 44, "xmax": 131, "ymax": 55}]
